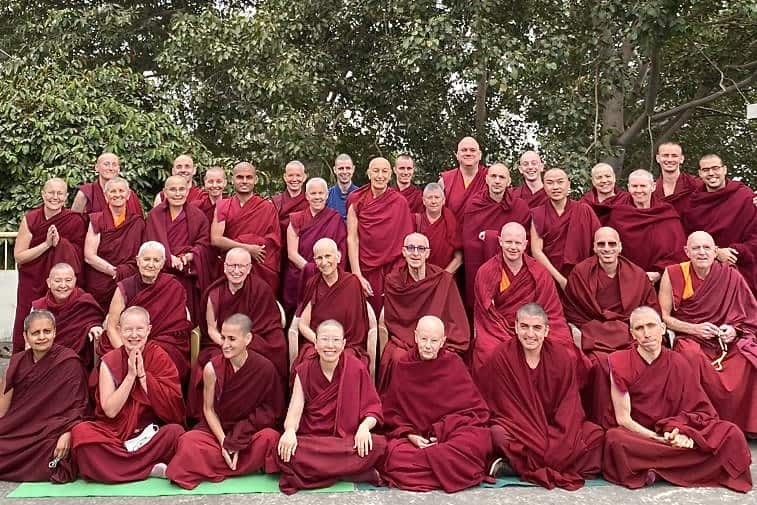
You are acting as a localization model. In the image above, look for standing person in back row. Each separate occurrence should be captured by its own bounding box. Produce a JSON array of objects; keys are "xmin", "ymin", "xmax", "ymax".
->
[
  {"xmin": 438, "ymin": 136, "xmax": 488, "ymax": 219},
  {"xmin": 326, "ymin": 154, "xmax": 359, "ymax": 221}
]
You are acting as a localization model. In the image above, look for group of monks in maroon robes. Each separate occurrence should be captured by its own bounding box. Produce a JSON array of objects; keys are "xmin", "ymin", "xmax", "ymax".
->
[{"xmin": 4, "ymin": 140, "xmax": 756, "ymax": 493}]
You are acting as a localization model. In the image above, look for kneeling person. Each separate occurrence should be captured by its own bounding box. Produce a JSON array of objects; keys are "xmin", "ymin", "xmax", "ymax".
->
[
  {"xmin": 167, "ymin": 314, "xmax": 284, "ymax": 489},
  {"xmin": 72, "ymin": 306, "xmax": 185, "ymax": 483},
  {"xmin": 264, "ymin": 320, "xmax": 386, "ymax": 494},
  {"xmin": 0, "ymin": 311, "xmax": 89, "ymax": 482},
  {"xmin": 603, "ymin": 306, "xmax": 752, "ymax": 492},
  {"xmin": 380, "ymin": 316, "xmax": 491, "ymax": 492},
  {"xmin": 481, "ymin": 303, "xmax": 603, "ymax": 490}
]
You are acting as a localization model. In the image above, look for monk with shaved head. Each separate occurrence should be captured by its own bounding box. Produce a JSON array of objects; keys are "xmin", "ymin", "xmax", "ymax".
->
[
  {"xmin": 652, "ymin": 142, "xmax": 701, "ymax": 215},
  {"xmin": 72, "ymin": 152, "xmax": 144, "ymax": 216},
  {"xmin": 193, "ymin": 166, "xmax": 227, "ymax": 223},
  {"xmin": 472, "ymin": 222, "xmax": 572, "ymax": 374},
  {"xmin": 607, "ymin": 169, "xmax": 687, "ymax": 283},
  {"xmin": 530, "ymin": 168, "xmax": 600, "ymax": 290},
  {"xmin": 604, "ymin": 306, "xmax": 752, "ymax": 491},
  {"xmin": 511, "ymin": 150, "xmax": 548, "ymax": 208},
  {"xmin": 438, "ymin": 136, "xmax": 488, "ymax": 219},
  {"xmin": 153, "ymin": 155, "xmax": 205, "ymax": 207},
  {"xmin": 347, "ymin": 157, "xmax": 414, "ymax": 313},
  {"xmin": 145, "ymin": 175, "xmax": 211, "ymax": 323},
  {"xmin": 579, "ymin": 163, "xmax": 631, "ymax": 223},
  {"xmin": 380, "ymin": 316, "xmax": 491, "ymax": 492},
  {"xmin": 459, "ymin": 162, "xmax": 530, "ymax": 303},
  {"xmin": 393, "ymin": 154, "xmax": 423, "ymax": 213},
  {"xmin": 211, "ymin": 161, "xmax": 282, "ymax": 293},
  {"xmin": 12, "ymin": 177, "xmax": 87, "ymax": 353},
  {"xmin": 659, "ymin": 231, "xmax": 757, "ymax": 434}
]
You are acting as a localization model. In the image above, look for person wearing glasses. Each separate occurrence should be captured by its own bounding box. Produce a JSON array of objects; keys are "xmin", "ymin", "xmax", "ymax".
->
[
  {"xmin": 211, "ymin": 161, "xmax": 282, "ymax": 293},
  {"xmin": 680, "ymin": 154, "xmax": 757, "ymax": 296},
  {"xmin": 606, "ymin": 169, "xmax": 687, "ymax": 285},
  {"xmin": 603, "ymin": 306, "xmax": 752, "ymax": 492},
  {"xmin": 459, "ymin": 163, "xmax": 530, "ymax": 305},
  {"xmin": 659, "ymin": 231, "xmax": 757, "ymax": 435},
  {"xmin": 186, "ymin": 247, "xmax": 287, "ymax": 420},
  {"xmin": 563, "ymin": 227, "xmax": 659, "ymax": 424},
  {"xmin": 471, "ymin": 222, "xmax": 572, "ymax": 377},
  {"xmin": 378, "ymin": 233, "xmax": 469, "ymax": 392},
  {"xmin": 270, "ymin": 319, "xmax": 386, "ymax": 494}
]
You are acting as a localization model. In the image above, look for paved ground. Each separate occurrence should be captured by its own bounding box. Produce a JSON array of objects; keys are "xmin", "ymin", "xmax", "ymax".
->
[{"xmin": 1, "ymin": 352, "xmax": 755, "ymax": 504}]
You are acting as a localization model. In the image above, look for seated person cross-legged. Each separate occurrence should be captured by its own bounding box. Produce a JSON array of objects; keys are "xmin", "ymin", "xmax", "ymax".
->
[
  {"xmin": 380, "ymin": 316, "xmax": 491, "ymax": 492},
  {"xmin": 603, "ymin": 306, "xmax": 752, "ymax": 492},
  {"xmin": 166, "ymin": 314, "xmax": 284, "ymax": 489},
  {"xmin": 72, "ymin": 306, "xmax": 185, "ymax": 483},
  {"xmin": 259, "ymin": 320, "xmax": 387, "ymax": 494},
  {"xmin": 0, "ymin": 310, "xmax": 89, "ymax": 482}
]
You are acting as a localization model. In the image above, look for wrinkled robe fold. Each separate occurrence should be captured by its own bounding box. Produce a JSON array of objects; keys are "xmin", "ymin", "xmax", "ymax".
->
[
  {"xmin": 579, "ymin": 187, "xmax": 632, "ymax": 225},
  {"xmin": 440, "ymin": 165, "xmax": 488, "ymax": 219},
  {"xmin": 511, "ymin": 184, "xmax": 548, "ymax": 209},
  {"xmin": 413, "ymin": 209, "xmax": 461, "ymax": 269},
  {"xmin": 398, "ymin": 184, "xmax": 424, "ymax": 214},
  {"xmin": 380, "ymin": 349, "xmax": 491, "ymax": 492},
  {"xmin": 653, "ymin": 172, "xmax": 702, "ymax": 216},
  {"xmin": 604, "ymin": 347, "xmax": 752, "ymax": 492}
]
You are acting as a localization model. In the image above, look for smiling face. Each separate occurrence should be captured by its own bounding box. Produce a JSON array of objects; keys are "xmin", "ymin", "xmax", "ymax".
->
[
  {"xmin": 224, "ymin": 248, "xmax": 252, "ymax": 287},
  {"xmin": 164, "ymin": 176, "xmax": 188, "ymax": 208},
  {"xmin": 684, "ymin": 231, "xmax": 716, "ymax": 271},
  {"xmin": 47, "ymin": 265, "xmax": 76, "ymax": 303},
  {"xmin": 172, "ymin": 155, "xmax": 196, "ymax": 183},
  {"xmin": 456, "ymin": 137, "xmax": 481, "ymax": 169},
  {"xmin": 96, "ymin": 153, "xmax": 120, "ymax": 181},
  {"xmin": 24, "ymin": 316, "xmax": 55, "ymax": 356},
  {"xmin": 402, "ymin": 233, "xmax": 430, "ymax": 270},
  {"xmin": 333, "ymin": 158, "xmax": 355, "ymax": 185},
  {"xmin": 313, "ymin": 240, "xmax": 340, "ymax": 278},
  {"xmin": 42, "ymin": 179, "xmax": 68, "ymax": 213},
  {"xmin": 698, "ymin": 155, "xmax": 727, "ymax": 191},
  {"xmin": 629, "ymin": 308, "xmax": 664, "ymax": 357},
  {"xmin": 486, "ymin": 163, "xmax": 511, "ymax": 198},
  {"xmin": 368, "ymin": 158, "xmax": 392, "ymax": 192},
  {"xmin": 593, "ymin": 227, "xmax": 622, "ymax": 268},
  {"xmin": 306, "ymin": 179, "xmax": 327, "ymax": 213},
  {"xmin": 591, "ymin": 164, "xmax": 615, "ymax": 196},
  {"xmin": 232, "ymin": 164, "xmax": 256, "ymax": 195},
  {"xmin": 315, "ymin": 323, "xmax": 346, "ymax": 365},
  {"xmin": 656, "ymin": 143, "xmax": 684, "ymax": 175},
  {"xmin": 119, "ymin": 311, "xmax": 151, "ymax": 354},
  {"xmin": 518, "ymin": 151, "xmax": 544, "ymax": 182},
  {"xmin": 516, "ymin": 312, "xmax": 548, "ymax": 354},
  {"xmin": 220, "ymin": 321, "xmax": 252, "ymax": 360},
  {"xmin": 204, "ymin": 167, "xmax": 227, "ymax": 198},
  {"xmin": 543, "ymin": 169, "xmax": 569, "ymax": 202},
  {"xmin": 628, "ymin": 173, "xmax": 654, "ymax": 207},
  {"xmin": 137, "ymin": 246, "xmax": 165, "ymax": 283},
  {"xmin": 499, "ymin": 223, "xmax": 527, "ymax": 263},
  {"xmin": 104, "ymin": 181, "xmax": 129, "ymax": 210},
  {"xmin": 283, "ymin": 162, "xmax": 306, "ymax": 194},
  {"xmin": 394, "ymin": 156, "xmax": 414, "ymax": 185}
]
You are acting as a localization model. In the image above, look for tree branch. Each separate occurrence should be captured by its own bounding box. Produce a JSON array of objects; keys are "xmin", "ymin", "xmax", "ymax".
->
[{"xmin": 651, "ymin": 71, "xmax": 757, "ymax": 121}]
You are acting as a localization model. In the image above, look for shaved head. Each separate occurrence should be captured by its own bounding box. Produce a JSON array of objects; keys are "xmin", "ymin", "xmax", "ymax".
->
[
  {"xmin": 687, "ymin": 230, "xmax": 715, "ymax": 248},
  {"xmin": 594, "ymin": 226, "xmax": 620, "ymax": 243},
  {"xmin": 313, "ymin": 237, "xmax": 339, "ymax": 256},
  {"xmin": 164, "ymin": 175, "xmax": 187, "ymax": 189},
  {"xmin": 500, "ymin": 221, "xmax": 527, "ymax": 240},
  {"xmin": 49, "ymin": 262, "xmax": 75, "ymax": 277}
]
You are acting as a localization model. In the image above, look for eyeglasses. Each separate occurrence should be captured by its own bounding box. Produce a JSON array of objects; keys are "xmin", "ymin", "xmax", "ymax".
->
[
  {"xmin": 595, "ymin": 241, "xmax": 619, "ymax": 248},
  {"xmin": 699, "ymin": 165, "xmax": 724, "ymax": 173},
  {"xmin": 317, "ymin": 337, "xmax": 344, "ymax": 344},
  {"xmin": 224, "ymin": 263, "xmax": 251, "ymax": 271},
  {"xmin": 404, "ymin": 245, "xmax": 429, "ymax": 253}
]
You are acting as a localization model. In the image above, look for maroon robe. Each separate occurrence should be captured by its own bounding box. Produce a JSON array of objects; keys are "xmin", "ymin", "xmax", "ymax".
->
[
  {"xmin": 0, "ymin": 345, "xmax": 88, "ymax": 482},
  {"xmin": 283, "ymin": 207, "xmax": 346, "ymax": 311},
  {"xmin": 166, "ymin": 351, "xmax": 284, "ymax": 489},
  {"xmin": 653, "ymin": 171, "xmax": 702, "ymax": 216},
  {"xmin": 293, "ymin": 269, "xmax": 370, "ymax": 370},
  {"xmin": 604, "ymin": 347, "xmax": 752, "ymax": 492},
  {"xmin": 379, "ymin": 264, "xmax": 470, "ymax": 392},
  {"xmin": 473, "ymin": 254, "xmax": 571, "ymax": 373},
  {"xmin": 82, "ymin": 209, "xmax": 145, "ymax": 309},
  {"xmin": 380, "ymin": 349, "xmax": 491, "ymax": 492},
  {"xmin": 72, "ymin": 342, "xmax": 185, "ymax": 483},
  {"xmin": 666, "ymin": 261, "xmax": 757, "ymax": 433},
  {"xmin": 440, "ymin": 164, "xmax": 489, "ymax": 219},
  {"xmin": 266, "ymin": 353, "xmax": 387, "ymax": 494},
  {"xmin": 531, "ymin": 199, "xmax": 600, "ymax": 278},
  {"xmin": 347, "ymin": 185, "xmax": 413, "ymax": 313},
  {"xmin": 31, "ymin": 288, "xmax": 104, "ymax": 366},
  {"xmin": 564, "ymin": 255, "xmax": 659, "ymax": 423},
  {"xmin": 397, "ymin": 184, "xmax": 424, "ymax": 213},
  {"xmin": 12, "ymin": 207, "xmax": 87, "ymax": 352},
  {"xmin": 681, "ymin": 180, "xmax": 757, "ymax": 295},
  {"xmin": 216, "ymin": 194, "xmax": 282, "ymax": 292},
  {"xmin": 144, "ymin": 202, "xmax": 211, "ymax": 323},
  {"xmin": 460, "ymin": 188, "xmax": 531, "ymax": 303},
  {"xmin": 271, "ymin": 191, "xmax": 308, "ymax": 304},
  {"xmin": 511, "ymin": 183, "xmax": 548, "ymax": 209},
  {"xmin": 413, "ymin": 208, "xmax": 461, "ymax": 269},
  {"xmin": 579, "ymin": 187, "xmax": 632, "ymax": 225},
  {"xmin": 189, "ymin": 190, "xmax": 218, "ymax": 225},
  {"xmin": 606, "ymin": 199, "xmax": 687, "ymax": 273},
  {"xmin": 101, "ymin": 273, "xmax": 193, "ymax": 380},
  {"xmin": 78, "ymin": 180, "xmax": 144, "ymax": 216},
  {"xmin": 480, "ymin": 338, "xmax": 603, "ymax": 490}
]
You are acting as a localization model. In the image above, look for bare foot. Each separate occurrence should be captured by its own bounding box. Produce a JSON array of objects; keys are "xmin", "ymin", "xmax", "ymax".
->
[{"xmin": 150, "ymin": 462, "xmax": 167, "ymax": 478}]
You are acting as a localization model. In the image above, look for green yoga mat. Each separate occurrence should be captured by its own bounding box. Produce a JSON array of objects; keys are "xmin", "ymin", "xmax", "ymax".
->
[
  {"xmin": 356, "ymin": 476, "xmax": 611, "ymax": 491},
  {"xmin": 7, "ymin": 474, "xmax": 355, "ymax": 498}
]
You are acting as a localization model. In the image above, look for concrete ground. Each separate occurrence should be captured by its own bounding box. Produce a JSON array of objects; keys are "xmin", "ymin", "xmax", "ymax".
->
[{"xmin": 1, "ymin": 352, "xmax": 755, "ymax": 504}]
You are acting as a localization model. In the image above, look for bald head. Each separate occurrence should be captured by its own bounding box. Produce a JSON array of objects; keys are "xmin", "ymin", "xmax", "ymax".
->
[
  {"xmin": 226, "ymin": 247, "xmax": 252, "ymax": 265},
  {"xmin": 518, "ymin": 151, "xmax": 544, "ymax": 182},
  {"xmin": 456, "ymin": 136, "xmax": 481, "ymax": 169},
  {"xmin": 687, "ymin": 230, "xmax": 715, "ymax": 248},
  {"xmin": 43, "ymin": 178, "xmax": 67, "ymax": 192},
  {"xmin": 590, "ymin": 163, "xmax": 616, "ymax": 197},
  {"xmin": 486, "ymin": 163, "xmax": 511, "ymax": 199},
  {"xmin": 414, "ymin": 315, "xmax": 446, "ymax": 360},
  {"xmin": 403, "ymin": 232, "xmax": 429, "ymax": 248},
  {"xmin": 313, "ymin": 237, "xmax": 339, "ymax": 256},
  {"xmin": 49, "ymin": 262, "xmax": 75, "ymax": 278},
  {"xmin": 233, "ymin": 162, "xmax": 255, "ymax": 175},
  {"xmin": 172, "ymin": 155, "xmax": 195, "ymax": 182},
  {"xmin": 500, "ymin": 222, "xmax": 527, "ymax": 240},
  {"xmin": 164, "ymin": 175, "xmax": 187, "ymax": 189}
]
